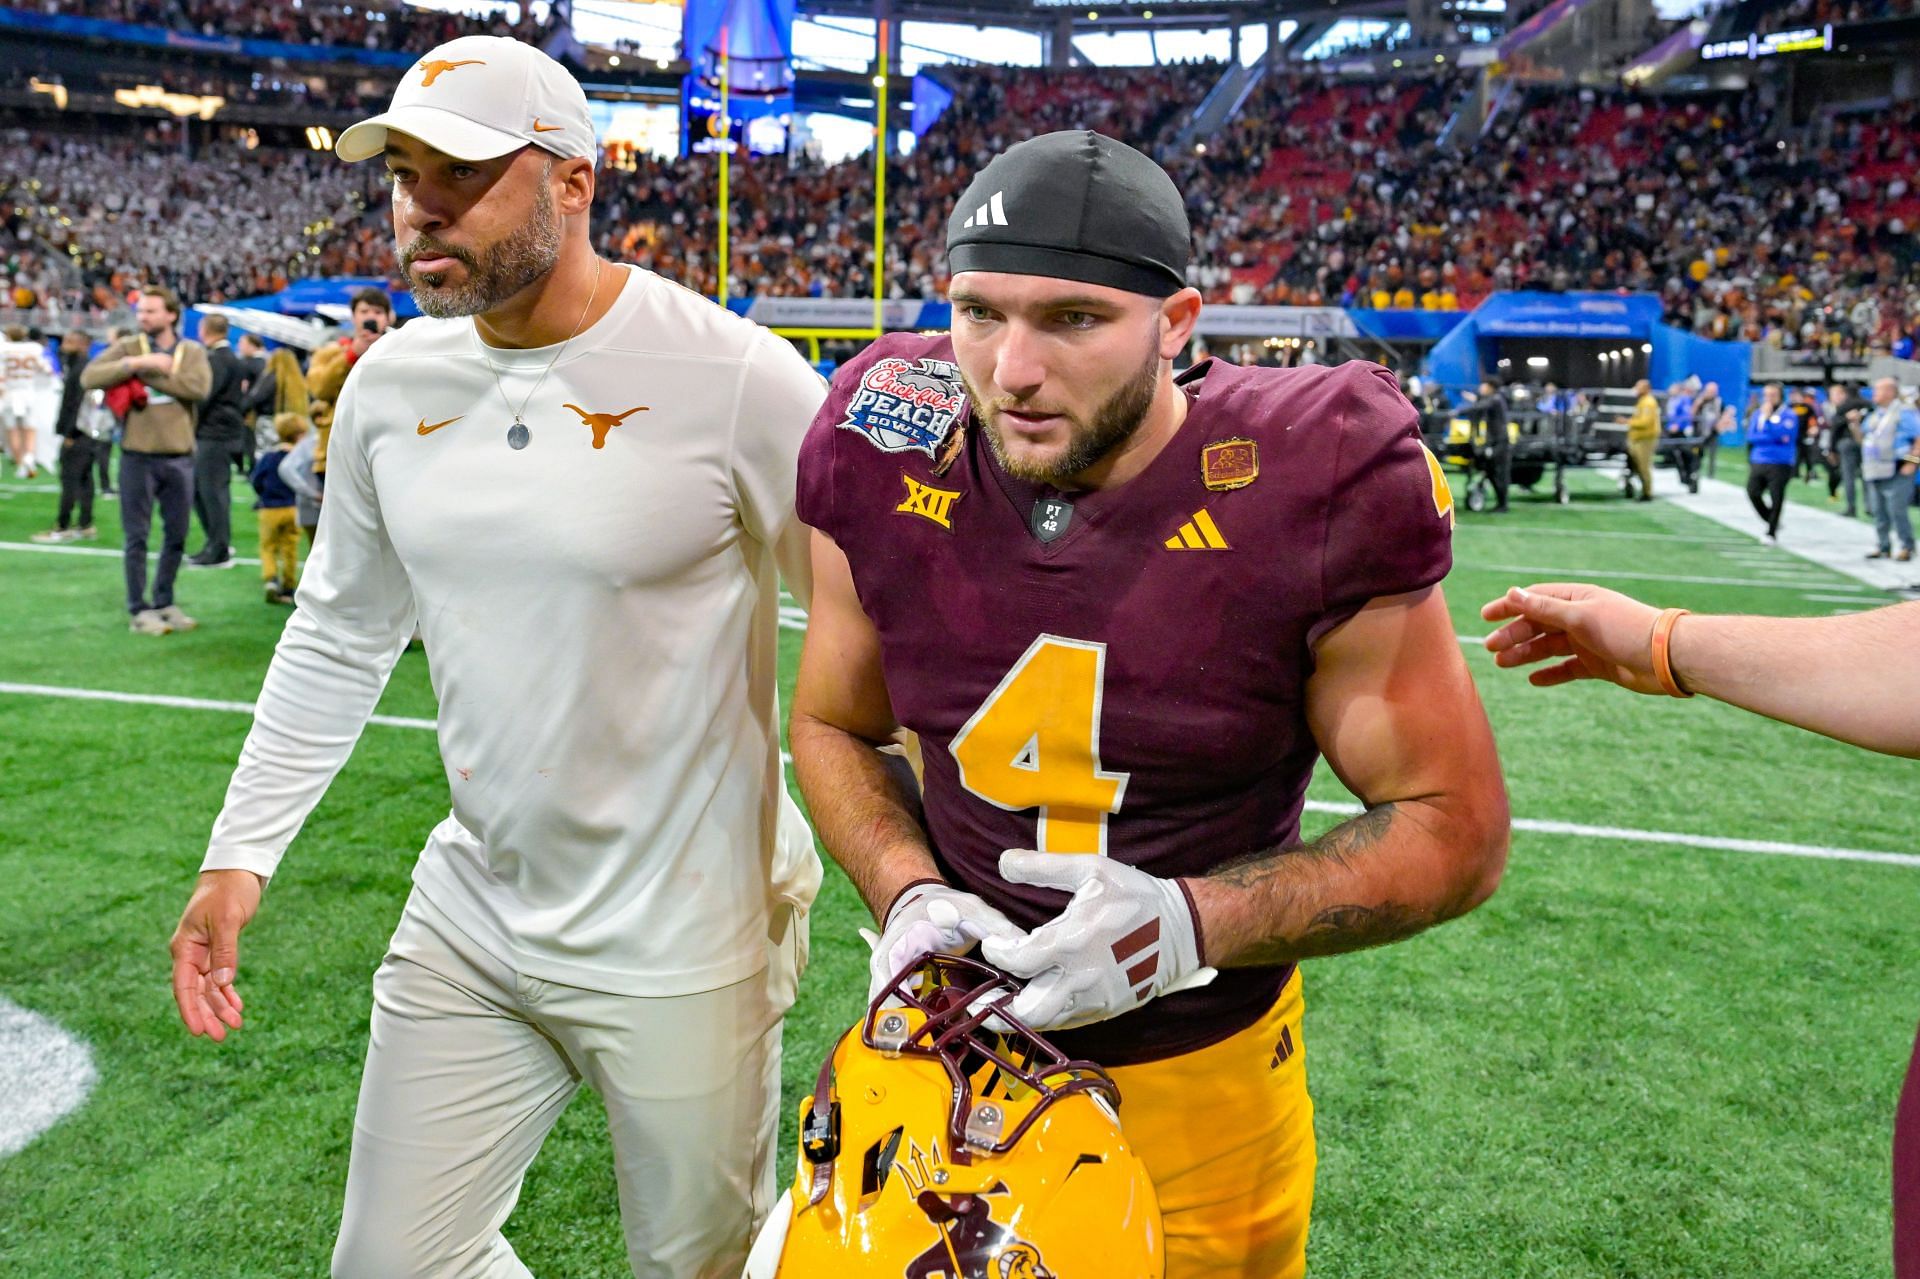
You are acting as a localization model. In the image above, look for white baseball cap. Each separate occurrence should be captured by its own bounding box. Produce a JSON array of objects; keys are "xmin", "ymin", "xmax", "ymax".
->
[{"xmin": 336, "ymin": 36, "xmax": 595, "ymax": 165}]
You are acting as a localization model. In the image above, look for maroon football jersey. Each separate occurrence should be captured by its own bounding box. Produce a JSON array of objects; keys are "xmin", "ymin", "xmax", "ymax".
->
[{"xmin": 796, "ymin": 333, "xmax": 1453, "ymax": 1065}]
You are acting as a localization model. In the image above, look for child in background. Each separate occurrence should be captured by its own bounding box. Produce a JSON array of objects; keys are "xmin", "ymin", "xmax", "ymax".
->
[{"xmin": 250, "ymin": 412, "xmax": 307, "ymax": 604}]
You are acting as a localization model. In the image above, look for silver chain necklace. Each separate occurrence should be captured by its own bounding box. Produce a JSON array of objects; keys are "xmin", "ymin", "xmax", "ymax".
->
[{"xmin": 476, "ymin": 262, "xmax": 605, "ymax": 451}]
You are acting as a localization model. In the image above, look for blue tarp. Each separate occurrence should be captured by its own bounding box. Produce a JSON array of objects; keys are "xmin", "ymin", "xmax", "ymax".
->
[
  {"xmin": 0, "ymin": 7, "xmax": 417, "ymax": 68},
  {"xmin": 1424, "ymin": 292, "xmax": 1751, "ymax": 405},
  {"xmin": 226, "ymin": 277, "xmax": 421, "ymax": 320}
]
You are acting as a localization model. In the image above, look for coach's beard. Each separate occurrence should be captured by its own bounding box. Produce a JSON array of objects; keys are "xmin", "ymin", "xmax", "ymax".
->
[
  {"xmin": 400, "ymin": 181, "xmax": 561, "ymax": 320},
  {"xmin": 971, "ymin": 337, "xmax": 1161, "ymax": 488}
]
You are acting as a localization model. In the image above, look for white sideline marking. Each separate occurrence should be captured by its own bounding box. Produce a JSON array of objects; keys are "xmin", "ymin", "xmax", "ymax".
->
[
  {"xmin": 1666, "ymin": 477, "xmax": 1918, "ymax": 594},
  {"xmin": 1301, "ymin": 800, "xmax": 1918, "ymax": 869},
  {"xmin": 0, "ymin": 682, "xmax": 436, "ymax": 731},
  {"xmin": 0, "ymin": 997, "xmax": 97, "ymax": 1159},
  {"xmin": 0, "ymin": 539, "xmax": 263, "ymax": 567},
  {"xmin": 3, "ymin": 680, "xmax": 1911, "ymax": 870},
  {"xmin": 1469, "ymin": 563, "xmax": 1884, "ymax": 594}
]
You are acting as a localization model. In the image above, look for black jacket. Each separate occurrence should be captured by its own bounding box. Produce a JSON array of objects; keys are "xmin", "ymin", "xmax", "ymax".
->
[
  {"xmin": 54, "ymin": 360, "xmax": 87, "ymax": 440},
  {"xmin": 199, "ymin": 342, "xmax": 251, "ymax": 443}
]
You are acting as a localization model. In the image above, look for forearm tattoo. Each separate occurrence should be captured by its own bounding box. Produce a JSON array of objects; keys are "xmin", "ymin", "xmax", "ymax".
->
[{"xmin": 1206, "ymin": 803, "xmax": 1445, "ymax": 965}]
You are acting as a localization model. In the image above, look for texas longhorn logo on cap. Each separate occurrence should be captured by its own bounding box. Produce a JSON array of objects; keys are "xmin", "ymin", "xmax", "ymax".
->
[{"xmin": 418, "ymin": 58, "xmax": 485, "ymax": 86}]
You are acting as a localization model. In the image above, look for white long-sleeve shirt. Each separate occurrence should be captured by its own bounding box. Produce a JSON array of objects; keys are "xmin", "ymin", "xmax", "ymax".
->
[{"xmin": 203, "ymin": 266, "xmax": 827, "ymax": 996}]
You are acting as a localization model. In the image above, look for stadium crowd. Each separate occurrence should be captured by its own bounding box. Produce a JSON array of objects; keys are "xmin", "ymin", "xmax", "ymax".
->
[
  {"xmin": 0, "ymin": 0, "xmax": 558, "ymax": 52},
  {"xmin": 4, "ymin": 61, "xmax": 1918, "ymax": 357},
  {"xmin": 2, "ymin": 132, "xmax": 390, "ymax": 310}
]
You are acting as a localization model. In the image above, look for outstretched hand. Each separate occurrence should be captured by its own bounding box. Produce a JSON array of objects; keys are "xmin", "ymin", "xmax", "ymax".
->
[{"xmin": 1479, "ymin": 583, "xmax": 1667, "ymax": 694}]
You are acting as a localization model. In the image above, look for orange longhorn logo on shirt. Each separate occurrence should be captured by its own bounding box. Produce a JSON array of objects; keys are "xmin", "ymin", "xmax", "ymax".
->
[
  {"xmin": 418, "ymin": 59, "xmax": 485, "ymax": 86},
  {"xmin": 562, "ymin": 402, "xmax": 649, "ymax": 449}
]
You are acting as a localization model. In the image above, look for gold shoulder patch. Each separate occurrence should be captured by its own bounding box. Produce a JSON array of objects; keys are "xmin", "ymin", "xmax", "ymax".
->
[{"xmin": 1202, "ymin": 438, "xmax": 1259, "ymax": 491}]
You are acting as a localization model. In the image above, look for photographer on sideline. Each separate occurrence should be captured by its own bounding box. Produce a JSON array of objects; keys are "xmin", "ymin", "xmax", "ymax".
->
[{"xmin": 305, "ymin": 287, "xmax": 392, "ymax": 485}]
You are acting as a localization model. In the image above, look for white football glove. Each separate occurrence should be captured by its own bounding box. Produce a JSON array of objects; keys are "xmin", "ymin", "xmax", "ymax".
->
[
  {"xmin": 980, "ymin": 850, "xmax": 1216, "ymax": 1032},
  {"xmin": 861, "ymin": 881, "xmax": 1026, "ymax": 1005}
]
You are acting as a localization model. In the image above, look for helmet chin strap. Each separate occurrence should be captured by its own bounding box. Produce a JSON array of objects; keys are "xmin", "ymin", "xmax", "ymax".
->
[{"xmin": 803, "ymin": 1053, "xmax": 839, "ymax": 1207}]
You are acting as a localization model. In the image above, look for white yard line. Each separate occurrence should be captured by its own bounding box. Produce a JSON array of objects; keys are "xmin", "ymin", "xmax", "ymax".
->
[
  {"xmin": 1300, "ymin": 800, "xmax": 1917, "ymax": 869},
  {"xmin": 1459, "ymin": 526, "xmax": 1746, "ymax": 546},
  {"xmin": 0, "ymin": 540, "xmax": 263, "ymax": 568},
  {"xmin": 4, "ymin": 680, "xmax": 1911, "ymax": 870},
  {"xmin": 1466, "ymin": 562, "xmax": 1885, "ymax": 594},
  {"xmin": 0, "ymin": 681, "xmax": 434, "ymax": 731}
]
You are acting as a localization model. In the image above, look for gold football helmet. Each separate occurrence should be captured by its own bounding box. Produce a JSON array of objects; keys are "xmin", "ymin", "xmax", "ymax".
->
[{"xmin": 745, "ymin": 953, "xmax": 1163, "ymax": 1279}]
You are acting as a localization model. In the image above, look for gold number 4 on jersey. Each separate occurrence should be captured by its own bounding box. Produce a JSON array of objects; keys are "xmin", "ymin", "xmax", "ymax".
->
[{"xmin": 949, "ymin": 635, "xmax": 1129, "ymax": 856}]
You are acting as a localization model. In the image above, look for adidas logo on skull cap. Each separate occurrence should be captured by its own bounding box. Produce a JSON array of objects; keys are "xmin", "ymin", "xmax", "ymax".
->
[{"xmin": 946, "ymin": 130, "xmax": 1190, "ymax": 298}]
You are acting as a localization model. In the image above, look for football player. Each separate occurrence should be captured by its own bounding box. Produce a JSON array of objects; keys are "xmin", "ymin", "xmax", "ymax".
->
[
  {"xmin": 2, "ymin": 323, "xmax": 53, "ymax": 478},
  {"xmin": 789, "ymin": 130, "xmax": 1512, "ymax": 1278}
]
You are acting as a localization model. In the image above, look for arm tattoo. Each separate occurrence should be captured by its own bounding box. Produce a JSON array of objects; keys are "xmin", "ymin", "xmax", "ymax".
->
[{"xmin": 1204, "ymin": 803, "xmax": 1446, "ymax": 965}]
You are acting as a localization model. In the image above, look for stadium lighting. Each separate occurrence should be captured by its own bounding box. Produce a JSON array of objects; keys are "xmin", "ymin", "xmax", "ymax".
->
[
  {"xmin": 1640, "ymin": 343, "xmax": 1653, "ymax": 353},
  {"xmin": 1527, "ymin": 356, "xmax": 1549, "ymax": 368},
  {"xmin": 1435, "ymin": 54, "xmax": 1446, "ymax": 63},
  {"xmin": 1195, "ymin": 143, "xmax": 1207, "ymax": 154},
  {"xmin": 1087, "ymin": 10, "xmax": 1099, "ymax": 18},
  {"xmin": 608, "ymin": 54, "xmax": 621, "ymax": 66},
  {"xmin": 656, "ymin": 58, "xmax": 670, "ymax": 69},
  {"xmin": 872, "ymin": 75, "xmax": 885, "ymax": 87},
  {"xmin": 1142, "ymin": 8, "xmax": 1153, "ymax": 15},
  {"xmin": 1392, "ymin": 59, "xmax": 1403, "ymax": 68}
]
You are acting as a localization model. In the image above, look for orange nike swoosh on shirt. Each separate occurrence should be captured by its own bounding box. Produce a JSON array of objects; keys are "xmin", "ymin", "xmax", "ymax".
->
[
  {"xmin": 531, "ymin": 119, "xmax": 564, "ymax": 133},
  {"xmin": 416, "ymin": 416, "xmax": 463, "ymax": 436}
]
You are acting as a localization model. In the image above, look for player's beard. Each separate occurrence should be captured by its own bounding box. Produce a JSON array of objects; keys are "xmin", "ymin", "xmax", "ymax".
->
[
  {"xmin": 971, "ymin": 336, "xmax": 1161, "ymax": 487},
  {"xmin": 400, "ymin": 173, "xmax": 561, "ymax": 320}
]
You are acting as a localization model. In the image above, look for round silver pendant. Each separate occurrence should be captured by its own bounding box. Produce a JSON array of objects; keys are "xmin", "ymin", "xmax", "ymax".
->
[{"xmin": 507, "ymin": 422, "xmax": 530, "ymax": 450}]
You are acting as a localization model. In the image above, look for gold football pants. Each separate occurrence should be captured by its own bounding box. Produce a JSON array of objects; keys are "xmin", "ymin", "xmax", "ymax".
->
[{"xmin": 1109, "ymin": 969, "xmax": 1315, "ymax": 1279}]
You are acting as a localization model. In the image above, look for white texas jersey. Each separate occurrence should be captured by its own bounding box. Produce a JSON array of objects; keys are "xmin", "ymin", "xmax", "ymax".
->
[
  {"xmin": 203, "ymin": 265, "xmax": 827, "ymax": 996},
  {"xmin": 1, "ymin": 339, "xmax": 52, "ymax": 397}
]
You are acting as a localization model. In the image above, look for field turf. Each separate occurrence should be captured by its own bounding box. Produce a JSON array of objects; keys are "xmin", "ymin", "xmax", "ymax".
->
[{"xmin": 0, "ymin": 463, "xmax": 1914, "ymax": 1277}]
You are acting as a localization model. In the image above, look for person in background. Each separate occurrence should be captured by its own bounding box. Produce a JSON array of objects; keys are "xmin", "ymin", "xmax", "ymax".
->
[
  {"xmin": 250, "ymin": 412, "xmax": 307, "ymax": 604},
  {"xmin": 1745, "ymin": 383, "xmax": 1798, "ymax": 544},
  {"xmin": 1470, "ymin": 376, "xmax": 1512, "ymax": 513},
  {"xmin": 188, "ymin": 313, "xmax": 251, "ymax": 570},
  {"xmin": 1827, "ymin": 382, "xmax": 1865, "ymax": 518},
  {"xmin": 235, "ymin": 331, "xmax": 268, "ymax": 468},
  {"xmin": 1691, "ymin": 380, "xmax": 1722, "ymax": 480},
  {"xmin": 1624, "ymin": 377, "xmax": 1659, "ymax": 501},
  {"xmin": 1790, "ymin": 386, "xmax": 1821, "ymax": 483},
  {"xmin": 277, "ymin": 419, "xmax": 322, "ymax": 546},
  {"xmin": 82, "ymin": 287, "xmax": 212, "ymax": 636},
  {"xmin": 1477, "ymin": 584, "xmax": 1920, "ymax": 1279},
  {"xmin": 2, "ymin": 322, "xmax": 53, "ymax": 478},
  {"xmin": 31, "ymin": 330, "xmax": 102, "ymax": 543},
  {"xmin": 1665, "ymin": 380, "xmax": 1697, "ymax": 489},
  {"xmin": 244, "ymin": 346, "xmax": 310, "ymax": 457},
  {"xmin": 1861, "ymin": 377, "xmax": 1918, "ymax": 563},
  {"xmin": 305, "ymin": 287, "xmax": 391, "ymax": 487}
]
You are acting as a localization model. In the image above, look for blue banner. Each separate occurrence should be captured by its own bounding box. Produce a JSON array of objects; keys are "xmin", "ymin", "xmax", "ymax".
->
[
  {"xmin": 910, "ymin": 73, "xmax": 955, "ymax": 138},
  {"xmin": 1468, "ymin": 291, "xmax": 1667, "ymax": 340}
]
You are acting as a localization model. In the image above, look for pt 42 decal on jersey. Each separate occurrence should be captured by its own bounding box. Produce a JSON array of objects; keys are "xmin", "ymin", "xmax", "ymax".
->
[{"xmin": 837, "ymin": 357, "xmax": 967, "ymax": 458}]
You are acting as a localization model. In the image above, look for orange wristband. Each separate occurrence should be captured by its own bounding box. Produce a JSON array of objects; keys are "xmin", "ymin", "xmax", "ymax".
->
[{"xmin": 1650, "ymin": 608, "xmax": 1693, "ymax": 698}]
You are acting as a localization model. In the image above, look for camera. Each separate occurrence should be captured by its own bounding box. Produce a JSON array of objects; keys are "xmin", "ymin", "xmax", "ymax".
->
[{"xmin": 361, "ymin": 318, "xmax": 381, "ymax": 334}]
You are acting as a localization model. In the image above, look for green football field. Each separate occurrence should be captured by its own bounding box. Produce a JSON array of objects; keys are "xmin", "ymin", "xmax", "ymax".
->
[{"xmin": 1, "ymin": 462, "xmax": 1915, "ymax": 1278}]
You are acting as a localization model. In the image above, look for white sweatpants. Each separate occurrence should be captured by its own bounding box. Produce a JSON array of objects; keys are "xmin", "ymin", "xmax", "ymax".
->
[{"xmin": 331, "ymin": 890, "xmax": 799, "ymax": 1279}]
